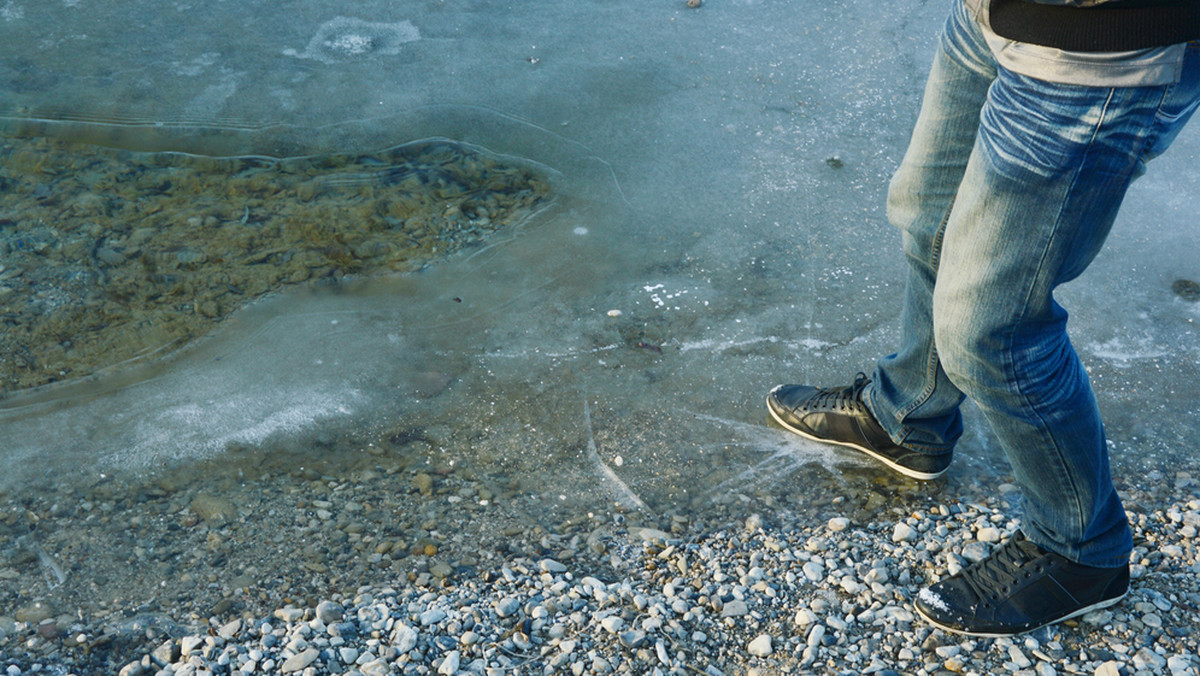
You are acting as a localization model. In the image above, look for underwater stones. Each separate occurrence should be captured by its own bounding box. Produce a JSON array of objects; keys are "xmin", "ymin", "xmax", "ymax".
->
[
  {"xmin": 413, "ymin": 473, "xmax": 434, "ymax": 496},
  {"xmin": 189, "ymin": 493, "xmax": 237, "ymax": 525},
  {"xmin": 0, "ymin": 136, "xmax": 551, "ymax": 392},
  {"xmin": 1173, "ymin": 278, "xmax": 1200, "ymax": 302},
  {"xmin": 13, "ymin": 602, "xmax": 54, "ymax": 624},
  {"xmin": 289, "ymin": 17, "xmax": 421, "ymax": 64}
]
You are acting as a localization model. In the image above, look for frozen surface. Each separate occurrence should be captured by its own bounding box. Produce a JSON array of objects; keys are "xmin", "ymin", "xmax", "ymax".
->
[{"xmin": 1, "ymin": 0, "xmax": 1198, "ymax": 514}]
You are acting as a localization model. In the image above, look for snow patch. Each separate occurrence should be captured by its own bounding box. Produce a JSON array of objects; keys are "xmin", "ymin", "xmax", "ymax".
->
[{"xmin": 918, "ymin": 587, "xmax": 950, "ymax": 613}]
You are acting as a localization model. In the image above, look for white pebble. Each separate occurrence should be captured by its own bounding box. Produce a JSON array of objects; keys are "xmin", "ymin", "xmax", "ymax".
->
[
  {"xmin": 747, "ymin": 634, "xmax": 773, "ymax": 657},
  {"xmin": 539, "ymin": 558, "xmax": 567, "ymax": 573},
  {"xmin": 806, "ymin": 624, "xmax": 825, "ymax": 648},
  {"xmin": 892, "ymin": 523, "xmax": 916, "ymax": 542},
  {"xmin": 600, "ymin": 616, "xmax": 625, "ymax": 634},
  {"xmin": 438, "ymin": 650, "xmax": 461, "ymax": 675},
  {"xmin": 976, "ymin": 527, "xmax": 1001, "ymax": 543},
  {"xmin": 827, "ymin": 517, "xmax": 850, "ymax": 532}
]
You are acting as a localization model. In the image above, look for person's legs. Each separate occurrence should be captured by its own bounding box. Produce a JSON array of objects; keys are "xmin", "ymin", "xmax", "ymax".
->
[
  {"xmin": 769, "ymin": 0, "xmax": 1200, "ymax": 635},
  {"xmin": 865, "ymin": 0, "xmax": 996, "ymax": 455},
  {"xmin": 926, "ymin": 48, "xmax": 1200, "ymax": 565},
  {"xmin": 766, "ymin": 0, "xmax": 995, "ymax": 480}
]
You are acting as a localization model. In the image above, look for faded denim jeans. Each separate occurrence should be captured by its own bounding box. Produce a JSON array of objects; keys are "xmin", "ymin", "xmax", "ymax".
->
[{"xmin": 864, "ymin": 0, "xmax": 1200, "ymax": 567}]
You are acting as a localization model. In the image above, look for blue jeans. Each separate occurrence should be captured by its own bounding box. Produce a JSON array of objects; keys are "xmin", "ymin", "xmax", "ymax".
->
[{"xmin": 864, "ymin": 0, "xmax": 1200, "ymax": 567}]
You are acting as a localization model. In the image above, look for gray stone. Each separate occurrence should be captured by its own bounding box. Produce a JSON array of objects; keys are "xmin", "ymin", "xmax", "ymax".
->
[
  {"xmin": 618, "ymin": 630, "xmax": 647, "ymax": 648},
  {"xmin": 539, "ymin": 558, "xmax": 567, "ymax": 573},
  {"xmin": 281, "ymin": 648, "xmax": 319, "ymax": 673},
  {"xmin": 635, "ymin": 528, "xmax": 672, "ymax": 542},
  {"xmin": 392, "ymin": 624, "xmax": 418, "ymax": 654},
  {"xmin": 721, "ymin": 600, "xmax": 749, "ymax": 617},
  {"xmin": 420, "ymin": 608, "xmax": 447, "ymax": 625},
  {"xmin": 180, "ymin": 635, "xmax": 204, "ymax": 655},
  {"xmin": 600, "ymin": 616, "xmax": 624, "ymax": 634},
  {"xmin": 806, "ymin": 624, "xmax": 825, "ymax": 648},
  {"xmin": 960, "ymin": 541, "xmax": 990, "ymax": 563},
  {"xmin": 316, "ymin": 600, "xmax": 345, "ymax": 623},
  {"xmin": 151, "ymin": 639, "xmax": 180, "ymax": 665},
  {"xmin": 437, "ymin": 650, "xmax": 461, "ymax": 675},
  {"xmin": 494, "ymin": 597, "xmax": 521, "ymax": 618},
  {"xmin": 1133, "ymin": 647, "xmax": 1167, "ymax": 671},
  {"xmin": 13, "ymin": 603, "xmax": 54, "ymax": 624},
  {"xmin": 274, "ymin": 607, "xmax": 304, "ymax": 623}
]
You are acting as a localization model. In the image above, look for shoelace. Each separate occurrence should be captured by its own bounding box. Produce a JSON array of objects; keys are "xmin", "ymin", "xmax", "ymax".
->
[
  {"xmin": 961, "ymin": 534, "xmax": 1051, "ymax": 606},
  {"xmin": 803, "ymin": 372, "xmax": 871, "ymax": 413}
]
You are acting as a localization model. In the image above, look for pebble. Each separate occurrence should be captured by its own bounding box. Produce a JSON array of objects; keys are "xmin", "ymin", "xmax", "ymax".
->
[
  {"xmin": 976, "ymin": 526, "xmax": 1002, "ymax": 542},
  {"xmin": 827, "ymin": 517, "xmax": 850, "ymax": 532},
  {"xmin": 1133, "ymin": 647, "xmax": 1167, "ymax": 671},
  {"xmin": 437, "ymin": 650, "xmax": 461, "ymax": 675},
  {"xmin": 721, "ymin": 599, "xmax": 749, "ymax": 617},
  {"xmin": 281, "ymin": 648, "xmax": 319, "ymax": 673},
  {"xmin": 540, "ymin": 558, "xmax": 568, "ymax": 573},
  {"xmin": 747, "ymin": 634, "xmax": 773, "ymax": 657},
  {"xmin": 420, "ymin": 607, "xmax": 447, "ymax": 625},
  {"xmin": 315, "ymin": 600, "xmax": 344, "ymax": 623},
  {"xmin": 494, "ymin": 596, "xmax": 521, "ymax": 618},
  {"xmin": 600, "ymin": 616, "xmax": 625, "ymax": 634}
]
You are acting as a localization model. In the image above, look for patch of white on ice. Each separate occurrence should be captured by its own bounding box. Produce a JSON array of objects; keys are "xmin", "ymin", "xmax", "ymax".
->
[
  {"xmin": 1086, "ymin": 337, "xmax": 1169, "ymax": 363},
  {"xmin": 2, "ymin": 1, "xmax": 24, "ymax": 21},
  {"xmin": 640, "ymin": 283, "xmax": 693, "ymax": 310},
  {"xmin": 289, "ymin": 17, "xmax": 420, "ymax": 64},
  {"xmin": 677, "ymin": 335, "xmax": 833, "ymax": 354}
]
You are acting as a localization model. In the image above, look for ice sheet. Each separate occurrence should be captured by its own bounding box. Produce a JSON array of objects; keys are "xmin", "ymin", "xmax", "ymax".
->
[{"xmin": 1, "ymin": 0, "xmax": 1197, "ymax": 511}]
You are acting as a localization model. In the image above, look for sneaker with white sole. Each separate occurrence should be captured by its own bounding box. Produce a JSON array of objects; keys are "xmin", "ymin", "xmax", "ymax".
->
[
  {"xmin": 766, "ymin": 372, "xmax": 951, "ymax": 480},
  {"xmin": 914, "ymin": 531, "xmax": 1129, "ymax": 637}
]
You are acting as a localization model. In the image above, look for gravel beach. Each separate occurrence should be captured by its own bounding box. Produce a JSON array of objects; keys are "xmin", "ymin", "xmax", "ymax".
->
[{"xmin": 2, "ymin": 456, "xmax": 1197, "ymax": 676}]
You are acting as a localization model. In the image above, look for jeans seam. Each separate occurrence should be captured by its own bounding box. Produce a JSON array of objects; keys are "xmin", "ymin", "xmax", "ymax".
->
[
  {"xmin": 1005, "ymin": 87, "xmax": 1118, "ymax": 542},
  {"xmin": 895, "ymin": 198, "xmax": 955, "ymax": 423}
]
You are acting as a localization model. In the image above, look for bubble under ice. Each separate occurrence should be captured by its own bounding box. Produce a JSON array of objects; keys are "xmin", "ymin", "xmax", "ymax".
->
[{"xmin": 286, "ymin": 16, "xmax": 420, "ymax": 64}]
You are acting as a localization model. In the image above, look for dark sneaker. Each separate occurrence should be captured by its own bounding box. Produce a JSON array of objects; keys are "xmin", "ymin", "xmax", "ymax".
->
[
  {"xmin": 766, "ymin": 373, "xmax": 950, "ymax": 480},
  {"xmin": 914, "ymin": 531, "xmax": 1129, "ymax": 637}
]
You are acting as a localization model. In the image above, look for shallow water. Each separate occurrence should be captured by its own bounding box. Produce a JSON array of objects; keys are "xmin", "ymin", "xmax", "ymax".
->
[
  {"xmin": 1, "ymin": 0, "xmax": 1199, "ymax": 644},
  {"xmin": 0, "ymin": 136, "xmax": 552, "ymax": 392}
]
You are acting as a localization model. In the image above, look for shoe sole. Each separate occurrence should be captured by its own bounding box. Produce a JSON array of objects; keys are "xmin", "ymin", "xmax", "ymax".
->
[
  {"xmin": 766, "ymin": 392, "xmax": 946, "ymax": 481},
  {"xmin": 912, "ymin": 590, "xmax": 1128, "ymax": 638}
]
